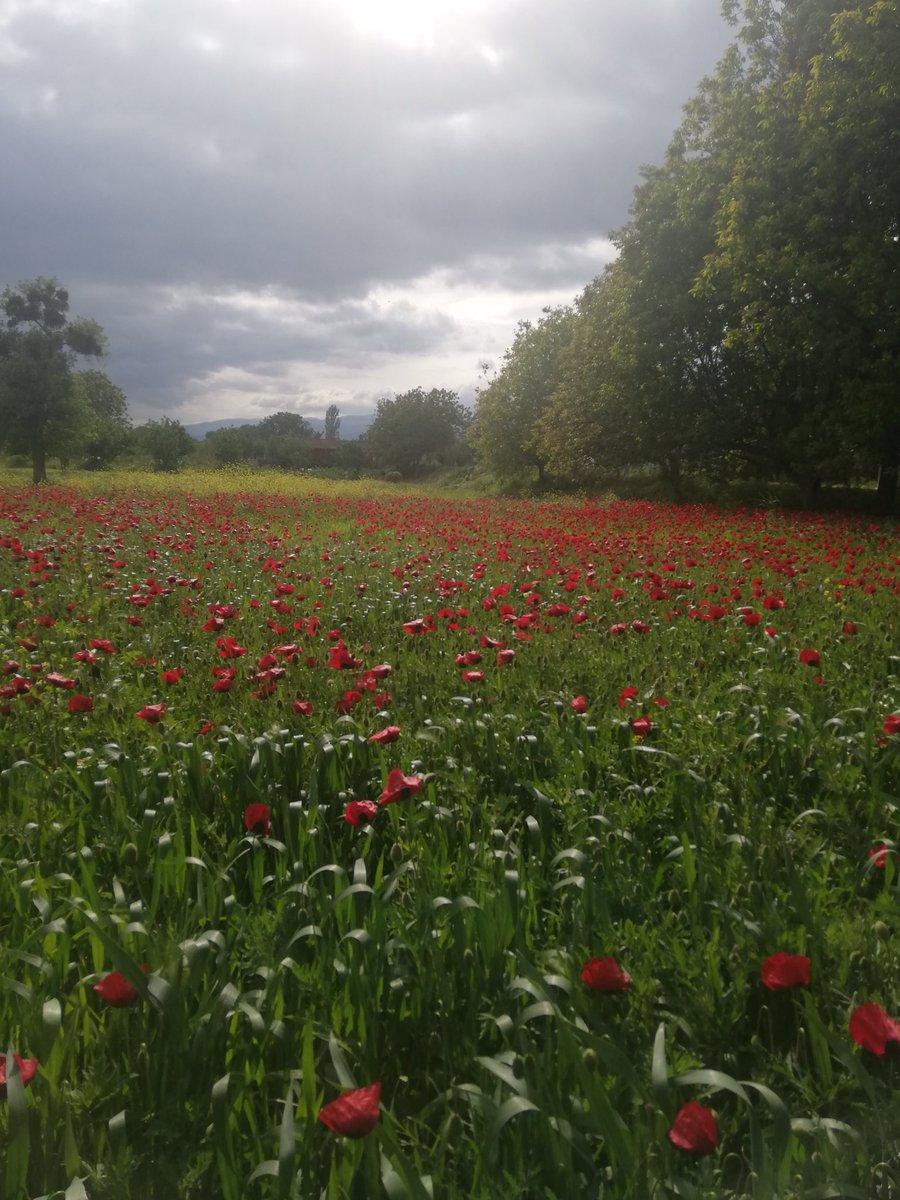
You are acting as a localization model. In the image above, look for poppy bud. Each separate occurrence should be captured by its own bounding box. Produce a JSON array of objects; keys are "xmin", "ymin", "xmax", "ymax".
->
[
  {"xmin": 582, "ymin": 1048, "xmax": 599, "ymax": 1071},
  {"xmin": 122, "ymin": 842, "xmax": 138, "ymax": 866},
  {"xmin": 390, "ymin": 842, "xmax": 404, "ymax": 865},
  {"xmin": 874, "ymin": 921, "xmax": 892, "ymax": 941}
]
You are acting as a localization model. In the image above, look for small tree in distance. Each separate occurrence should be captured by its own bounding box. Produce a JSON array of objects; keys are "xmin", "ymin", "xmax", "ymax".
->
[
  {"xmin": 140, "ymin": 417, "xmax": 195, "ymax": 472},
  {"xmin": 324, "ymin": 403, "xmax": 341, "ymax": 440}
]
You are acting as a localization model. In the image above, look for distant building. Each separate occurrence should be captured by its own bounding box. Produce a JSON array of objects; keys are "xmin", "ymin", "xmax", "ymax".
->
[{"xmin": 310, "ymin": 437, "xmax": 341, "ymax": 466}]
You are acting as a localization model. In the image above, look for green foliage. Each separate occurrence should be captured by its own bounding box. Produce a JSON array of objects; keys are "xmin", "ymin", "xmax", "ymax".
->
[
  {"xmin": 324, "ymin": 404, "xmax": 341, "ymax": 440},
  {"xmin": 0, "ymin": 277, "xmax": 108, "ymax": 483},
  {"xmin": 0, "ymin": 478, "xmax": 898, "ymax": 1197},
  {"xmin": 469, "ymin": 308, "xmax": 574, "ymax": 483},
  {"xmin": 205, "ymin": 412, "xmax": 317, "ymax": 470},
  {"xmin": 72, "ymin": 371, "xmax": 131, "ymax": 469},
  {"xmin": 519, "ymin": 2, "xmax": 900, "ymax": 509},
  {"xmin": 138, "ymin": 416, "xmax": 196, "ymax": 472},
  {"xmin": 365, "ymin": 388, "xmax": 472, "ymax": 477}
]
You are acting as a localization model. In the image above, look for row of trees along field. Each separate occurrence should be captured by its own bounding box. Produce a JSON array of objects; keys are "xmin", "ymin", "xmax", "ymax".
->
[
  {"xmin": 470, "ymin": 0, "xmax": 900, "ymax": 511},
  {"xmin": 0, "ymin": 275, "xmax": 473, "ymax": 481},
  {"xmin": 0, "ymin": 278, "xmax": 356, "ymax": 480}
]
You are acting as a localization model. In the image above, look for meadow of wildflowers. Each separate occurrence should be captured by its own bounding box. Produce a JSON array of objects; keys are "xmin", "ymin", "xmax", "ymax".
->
[{"xmin": 1, "ymin": 475, "xmax": 898, "ymax": 1198}]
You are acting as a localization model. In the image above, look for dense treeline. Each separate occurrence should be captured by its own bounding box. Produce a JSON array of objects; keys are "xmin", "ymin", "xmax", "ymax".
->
[{"xmin": 471, "ymin": 0, "xmax": 900, "ymax": 509}]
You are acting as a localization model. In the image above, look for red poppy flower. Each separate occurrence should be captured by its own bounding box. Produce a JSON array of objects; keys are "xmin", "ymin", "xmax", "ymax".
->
[
  {"xmin": 456, "ymin": 651, "xmax": 482, "ymax": 668},
  {"xmin": 668, "ymin": 1101, "xmax": 718, "ymax": 1155},
  {"xmin": 571, "ymin": 695, "xmax": 588, "ymax": 714},
  {"xmin": 608, "ymin": 623, "xmax": 627, "ymax": 636},
  {"xmin": 868, "ymin": 840, "xmax": 897, "ymax": 868},
  {"xmin": 883, "ymin": 715, "xmax": 900, "ymax": 737},
  {"xmin": 344, "ymin": 800, "xmax": 379, "ymax": 826},
  {"xmin": 631, "ymin": 716, "xmax": 652, "ymax": 738},
  {"xmin": 798, "ymin": 649, "xmax": 820, "ymax": 667},
  {"xmin": 161, "ymin": 667, "xmax": 185, "ymax": 685},
  {"xmin": 292, "ymin": 699, "xmax": 313, "ymax": 716},
  {"xmin": 497, "ymin": 648, "xmax": 515, "ymax": 665},
  {"xmin": 369, "ymin": 726, "xmax": 401, "ymax": 744},
  {"xmin": 849, "ymin": 1003, "xmax": 900, "ymax": 1055},
  {"xmin": 480, "ymin": 635, "xmax": 504, "ymax": 649},
  {"xmin": 329, "ymin": 644, "xmax": 363, "ymax": 670},
  {"xmin": 243, "ymin": 803, "xmax": 271, "ymax": 836},
  {"xmin": 135, "ymin": 703, "xmax": 166, "ymax": 724},
  {"xmin": 760, "ymin": 952, "xmax": 810, "ymax": 991},
  {"xmin": 580, "ymin": 957, "xmax": 631, "ymax": 993},
  {"xmin": 0, "ymin": 1053, "xmax": 39, "ymax": 1095},
  {"xmin": 67, "ymin": 694, "xmax": 94, "ymax": 713},
  {"xmin": 378, "ymin": 768, "xmax": 424, "ymax": 806},
  {"xmin": 843, "ymin": 621, "xmax": 858, "ymax": 636},
  {"xmin": 461, "ymin": 670, "xmax": 484, "ymax": 683},
  {"xmin": 368, "ymin": 663, "xmax": 393, "ymax": 679},
  {"xmin": 93, "ymin": 964, "xmax": 148, "ymax": 1007},
  {"xmin": 199, "ymin": 721, "xmax": 216, "ymax": 735},
  {"xmin": 89, "ymin": 638, "xmax": 116, "ymax": 654},
  {"xmin": 216, "ymin": 636, "xmax": 247, "ymax": 659},
  {"xmin": 45, "ymin": 672, "xmax": 76, "ymax": 689},
  {"xmin": 318, "ymin": 1082, "xmax": 381, "ymax": 1137}
]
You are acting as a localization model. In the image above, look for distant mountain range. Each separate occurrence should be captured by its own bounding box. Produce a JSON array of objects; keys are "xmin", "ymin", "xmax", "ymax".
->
[{"xmin": 184, "ymin": 413, "xmax": 375, "ymax": 441}]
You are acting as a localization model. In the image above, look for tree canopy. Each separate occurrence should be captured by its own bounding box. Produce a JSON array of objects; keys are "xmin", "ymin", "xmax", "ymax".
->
[
  {"xmin": 204, "ymin": 411, "xmax": 316, "ymax": 469},
  {"xmin": 0, "ymin": 277, "xmax": 109, "ymax": 482},
  {"xmin": 468, "ymin": 307, "xmax": 574, "ymax": 482},
  {"xmin": 72, "ymin": 370, "xmax": 131, "ymax": 469},
  {"xmin": 365, "ymin": 388, "xmax": 472, "ymax": 477},
  {"xmin": 472, "ymin": 0, "xmax": 900, "ymax": 509},
  {"xmin": 139, "ymin": 417, "xmax": 195, "ymax": 472}
]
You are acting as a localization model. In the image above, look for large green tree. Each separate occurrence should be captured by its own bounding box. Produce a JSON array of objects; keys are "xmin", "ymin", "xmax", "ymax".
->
[
  {"xmin": 365, "ymin": 388, "xmax": 471, "ymax": 477},
  {"xmin": 692, "ymin": 0, "xmax": 880, "ymax": 500},
  {"xmin": 72, "ymin": 370, "xmax": 131, "ymax": 468},
  {"xmin": 470, "ymin": 306, "xmax": 574, "ymax": 483},
  {"xmin": 0, "ymin": 277, "xmax": 107, "ymax": 482},
  {"xmin": 799, "ymin": 0, "xmax": 900, "ymax": 507},
  {"xmin": 139, "ymin": 417, "xmax": 195, "ymax": 472},
  {"xmin": 536, "ymin": 0, "xmax": 900, "ymax": 505},
  {"xmin": 537, "ymin": 47, "xmax": 751, "ymax": 489}
]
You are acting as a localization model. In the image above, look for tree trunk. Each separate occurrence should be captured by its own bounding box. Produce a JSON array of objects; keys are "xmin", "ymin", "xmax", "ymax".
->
[
  {"xmin": 32, "ymin": 443, "xmax": 47, "ymax": 484},
  {"xmin": 876, "ymin": 460, "xmax": 898, "ymax": 515},
  {"xmin": 799, "ymin": 476, "xmax": 822, "ymax": 509},
  {"xmin": 874, "ymin": 421, "xmax": 900, "ymax": 514}
]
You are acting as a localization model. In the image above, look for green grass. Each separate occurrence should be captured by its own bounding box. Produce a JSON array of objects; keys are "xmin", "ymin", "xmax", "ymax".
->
[{"xmin": 0, "ymin": 478, "xmax": 898, "ymax": 1198}]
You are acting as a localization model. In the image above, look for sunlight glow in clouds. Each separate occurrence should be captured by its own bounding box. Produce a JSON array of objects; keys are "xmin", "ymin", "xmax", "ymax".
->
[{"xmin": 330, "ymin": 0, "xmax": 495, "ymax": 46}]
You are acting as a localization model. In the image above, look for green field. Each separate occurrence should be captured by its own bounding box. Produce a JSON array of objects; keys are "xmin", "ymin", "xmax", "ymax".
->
[{"xmin": 1, "ymin": 474, "xmax": 898, "ymax": 1199}]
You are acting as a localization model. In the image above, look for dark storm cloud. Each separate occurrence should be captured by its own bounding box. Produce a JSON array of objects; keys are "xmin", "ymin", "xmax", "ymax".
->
[{"xmin": 0, "ymin": 0, "xmax": 733, "ymax": 416}]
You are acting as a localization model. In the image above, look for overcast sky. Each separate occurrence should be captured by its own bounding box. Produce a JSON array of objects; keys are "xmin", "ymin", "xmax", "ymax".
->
[{"xmin": 1, "ymin": 0, "xmax": 733, "ymax": 424}]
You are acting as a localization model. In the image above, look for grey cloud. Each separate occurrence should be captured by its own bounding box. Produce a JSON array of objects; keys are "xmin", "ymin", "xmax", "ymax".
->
[{"xmin": 1, "ymin": 0, "xmax": 732, "ymax": 418}]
